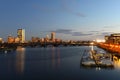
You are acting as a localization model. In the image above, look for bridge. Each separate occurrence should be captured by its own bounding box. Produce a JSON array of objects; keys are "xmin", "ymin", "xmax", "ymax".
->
[{"xmin": 0, "ymin": 41, "xmax": 96, "ymax": 48}]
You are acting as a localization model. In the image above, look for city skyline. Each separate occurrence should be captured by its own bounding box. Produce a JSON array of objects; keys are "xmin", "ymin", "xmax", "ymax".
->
[{"xmin": 1, "ymin": 0, "xmax": 120, "ymax": 41}]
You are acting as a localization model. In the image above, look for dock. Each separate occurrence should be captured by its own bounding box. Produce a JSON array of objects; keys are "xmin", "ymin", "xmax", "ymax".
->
[{"xmin": 80, "ymin": 49, "xmax": 114, "ymax": 68}]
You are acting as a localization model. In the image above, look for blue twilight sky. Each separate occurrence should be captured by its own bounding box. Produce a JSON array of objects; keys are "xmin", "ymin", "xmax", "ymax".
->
[{"xmin": 0, "ymin": 0, "xmax": 120, "ymax": 41}]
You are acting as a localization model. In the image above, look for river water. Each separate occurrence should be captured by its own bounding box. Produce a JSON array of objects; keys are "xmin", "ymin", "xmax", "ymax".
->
[{"xmin": 0, "ymin": 46, "xmax": 120, "ymax": 80}]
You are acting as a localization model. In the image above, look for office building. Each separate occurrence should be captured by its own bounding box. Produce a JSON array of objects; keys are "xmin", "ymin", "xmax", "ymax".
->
[
  {"xmin": 46, "ymin": 35, "xmax": 50, "ymax": 42},
  {"xmin": 51, "ymin": 32, "xmax": 55, "ymax": 41},
  {"xmin": 31, "ymin": 37, "xmax": 39, "ymax": 42},
  {"xmin": 15, "ymin": 37, "xmax": 20, "ymax": 43},
  {"xmin": 0, "ymin": 38, "xmax": 3, "ymax": 43},
  {"xmin": 7, "ymin": 35, "xmax": 15, "ymax": 43},
  {"xmin": 17, "ymin": 29, "xmax": 25, "ymax": 43},
  {"xmin": 105, "ymin": 33, "xmax": 120, "ymax": 44}
]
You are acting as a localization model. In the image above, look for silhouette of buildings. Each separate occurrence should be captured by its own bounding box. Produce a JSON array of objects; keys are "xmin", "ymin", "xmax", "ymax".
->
[
  {"xmin": 30, "ymin": 32, "xmax": 62, "ymax": 43},
  {"xmin": 6, "ymin": 29, "xmax": 25, "ymax": 43},
  {"xmin": 5, "ymin": 29, "xmax": 63, "ymax": 43},
  {"xmin": 31, "ymin": 37, "xmax": 40, "ymax": 42}
]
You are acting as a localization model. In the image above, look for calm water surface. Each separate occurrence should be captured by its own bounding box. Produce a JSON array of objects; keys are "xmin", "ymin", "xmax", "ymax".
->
[{"xmin": 0, "ymin": 46, "xmax": 120, "ymax": 80}]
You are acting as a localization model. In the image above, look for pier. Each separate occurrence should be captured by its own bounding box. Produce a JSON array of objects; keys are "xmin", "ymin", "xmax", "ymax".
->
[{"xmin": 80, "ymin": 49, "xmax": 114, "ymax": 68}]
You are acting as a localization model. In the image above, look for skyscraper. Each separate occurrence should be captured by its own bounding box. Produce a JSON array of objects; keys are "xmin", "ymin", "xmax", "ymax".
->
[
  {"xmin": 51, "ymin": 32, "xmax": 55, "ymax": 41},
  {"xmin": 17, "ymin": 29, "xmax": 25, "ymax": 43}
]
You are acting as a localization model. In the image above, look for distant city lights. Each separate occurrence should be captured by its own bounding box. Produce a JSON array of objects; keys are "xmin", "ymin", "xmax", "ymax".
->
[{"xmin": 96, "ymin": 39, "xmax": 105, "ymax": 43}]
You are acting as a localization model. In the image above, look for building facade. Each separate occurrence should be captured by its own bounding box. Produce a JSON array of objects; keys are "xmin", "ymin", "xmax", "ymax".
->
[
  {"xmin": 51, "ymin": 32, "xmax": 55, "ymax": 42},
  {"xmin": 7, "ymin": 35, "xmax": 15, "ymax": 43},
  {"xmin": 17, "ymin": 29, "xmax": 25, "ymax": 43},
  {"xmin": 15, "ymin": 37, "xmax": 20, "ymax": 43},
  {"xmin": 0, "ymin": 38, "xmax": 3, "ymax": 43},
  {"xmin": 105, "ymin": 33, "xmax": 120, "ymax": 44}
]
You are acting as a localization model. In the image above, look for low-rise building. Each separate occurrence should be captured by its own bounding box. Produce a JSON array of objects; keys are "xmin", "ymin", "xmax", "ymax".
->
[
  {"xmin": 105, "ymin": 33, "xmax": 120, "ymax": 44},
  {"xmin": 0, "ymin": 38, "xmax": 3, "ymax": 43},
  {"xmin": 7, "ymin": 35, "xmax": 15, "ymax": 43},
  {"xmin": 15, "ymin": 37, "xmax": 20, "ymax": 43}
]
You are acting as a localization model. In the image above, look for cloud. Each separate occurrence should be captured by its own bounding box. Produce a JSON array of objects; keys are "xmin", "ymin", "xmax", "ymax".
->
[
  {"xmin": 52, "ymin": 29, "xmax": 114, "ymax": 37},
  {"xmin": 72, "ymin": 32, "xmax": 93, "ymax": 36},
  {"xmin": 93, "ymin": 32, "xmax": 114, "ymax": 38},
  {"xmin": 89, "ymin": 31, "xmax": 100, "ymax": 34},
  {"xmin": 89, "ymin": 30, "xmax": 114, "ymax": 35},
  {"xmin": 61, "ymin": 0, "xmax": 86, "ymax": 17},
  {"xmin": 101, "ymin": 32, "xmax": 113, "ymax": 35},
  {"xmin": 33, "ymin": 4, "xmax": 61, "ymax": 13},
  {"xmin": 51, "ymin": 29, "xmax": 93, "ymax": 36},
  {"xmin": 89, "ymin": 31, "xmax": 99, "ymax": 33},
  {"xmin": 33, "ymin": 0, "xmax": 86, "ymax": 17},
  {"xmin": 103, "ymin": 25, "xmax": 113, "ymax": 28},
  {"xmin": 52, "ymin": 29, "xmax": 73, "ymax": 34},
  {"xmin": 75, "ymin": 13, "xmax": 86, "ymax": 17},
  {"xmin": 103, "ymin": 25, "xmax": 120, "ymax": 29}
]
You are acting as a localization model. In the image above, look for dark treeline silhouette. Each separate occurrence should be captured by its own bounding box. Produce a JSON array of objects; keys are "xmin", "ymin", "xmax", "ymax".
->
[{"xmin": 0, "ymin": 41, "xmax": 95, "ymax": 48}]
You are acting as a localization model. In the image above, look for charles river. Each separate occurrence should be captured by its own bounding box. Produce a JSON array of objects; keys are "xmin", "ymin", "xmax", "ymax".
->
[{"xmin": 0, "ymin": 46, "xmax": 120, "ymax": 80}]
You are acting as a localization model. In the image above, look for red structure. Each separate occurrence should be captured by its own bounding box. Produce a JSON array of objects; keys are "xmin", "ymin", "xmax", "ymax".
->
[{"xmin": 98, "ymin": 43, "xmax": 120, "ymax": 53}]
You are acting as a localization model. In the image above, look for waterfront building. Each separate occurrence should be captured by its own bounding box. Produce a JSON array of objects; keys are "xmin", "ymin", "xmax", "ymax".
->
[
  {"xmin": 105, "ymin": 33, "xmax": 120, "ymax": 44},
  {"xmin": 55, "ymin": 38, "xmax": 61, "ymax": 43},
  {"xmin": 46, "ymin": 35, "xmax": 49, "ymax": 39},
  {"xmin": 105, "ymin": 36, "xmax": 109, "ymax": 41},
  {"xmin": 17, "ymin": 29, "xmax": 25, "ymax": 43},
  {"xmin": 7, "ymin": 35, "xmax": 15, "ymax": 43},
  {"xmin": 0, "ymin": 38, "xmax": 3, "ymax": 43},
  {"xmin": 51, "ymin": 32, "xmax": 55, "ymax": 42},
  {"xmin": 31, "ymin": 37, "xmax": 39, "ymax": 42},
  {"xmin": 45, "ymin": 35, "xmax": 50, "ymax": 42},
  {"xmin": 40, "ymin": 38, "xmax": 44, "ymax": 43},
  {"xmin": 15, "ymin": 37, "xmax": 20, "ymax": 43}
]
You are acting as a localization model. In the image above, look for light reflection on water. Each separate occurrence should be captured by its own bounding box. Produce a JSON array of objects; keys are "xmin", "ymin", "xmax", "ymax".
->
[
  {"xmin": 16, "ymin": 48, "xmax": 25, "ymax": 74},
  {"xmin": 113, "ymin": 56, "xmax": 120, "ymax": 69},
  {"xmin": 51, "ymin": 47, "xmax": 55, "ymax": 68},
  {"xmin": 51, "ymin": 47, "xmax": 61, "ymax": 68},
  {"xmin": 0, "ymin": 46, "xmax": 120, "ymax": 80}
]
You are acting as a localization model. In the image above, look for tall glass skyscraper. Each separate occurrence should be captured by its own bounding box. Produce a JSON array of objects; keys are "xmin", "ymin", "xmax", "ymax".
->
[{"xmin": 17, "ymin": 29, "xmax": 25, "ymax": 43}]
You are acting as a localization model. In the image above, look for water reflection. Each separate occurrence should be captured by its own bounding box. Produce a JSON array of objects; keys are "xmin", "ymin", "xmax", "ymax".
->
[
  {"xmin": 51, "ymin": 47, "xmax": 61, "ymax": 69},
  {"xmin": 52, "ymin": 47, "xmax": 55, "ymax": 68},
  {"xmin": 96, "ymin": 67, "xmax": 101, "ymax": 71},
  {"xmin": 57, "ymin": 48, "xmax": 60, "ymax": 68},
  {"xmin": 16, "ymin": 47, "xmax": 25, "ymax": 74},
  {"xmin": 113, "ymin": 55, "xmax": 120, "ymax": 69}
]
